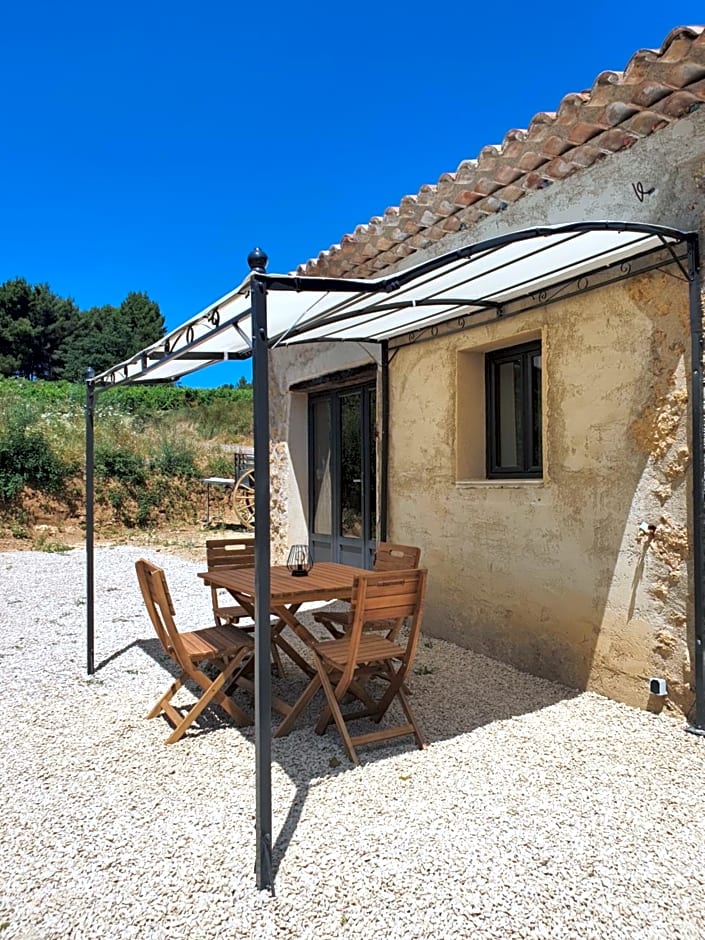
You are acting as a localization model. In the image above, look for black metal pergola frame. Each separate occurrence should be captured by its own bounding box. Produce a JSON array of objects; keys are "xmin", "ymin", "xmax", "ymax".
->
[{"xmin": 83, "ymin": 221, "xmax": 705, "ymax": 891}]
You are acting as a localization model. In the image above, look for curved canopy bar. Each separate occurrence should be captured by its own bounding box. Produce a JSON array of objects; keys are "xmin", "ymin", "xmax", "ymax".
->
[{"xmin": 92, "ymin": 221, "xmax": 693, "ymax": 387}]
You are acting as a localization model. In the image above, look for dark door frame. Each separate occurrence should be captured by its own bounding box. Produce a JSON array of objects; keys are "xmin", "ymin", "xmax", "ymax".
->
[{"xmin": 307, "ymin": 378, "xmax": 377, "ymax": 566}]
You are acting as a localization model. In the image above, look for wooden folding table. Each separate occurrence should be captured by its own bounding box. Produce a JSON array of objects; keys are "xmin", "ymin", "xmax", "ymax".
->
[{"xmin": 198, "ymin": 562, "xmax": 365, "ymax": 678}]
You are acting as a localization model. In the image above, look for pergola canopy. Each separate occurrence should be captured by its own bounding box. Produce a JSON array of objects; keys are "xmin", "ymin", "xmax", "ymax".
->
[
  {"xmin": 92, "ymin": 222, "xmax": 691, "ymax": 387},
  {"xmin": 86, "ymin": 219, "xmax": 704, "ymax": 892}
]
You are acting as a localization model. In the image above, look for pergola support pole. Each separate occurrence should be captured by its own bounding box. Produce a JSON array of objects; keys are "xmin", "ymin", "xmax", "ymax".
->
[
  {"xmin": 85, "ymin": 369, "xmax": 96, "ymax": 675},
  {"xmin": 686, "ymin": 236, "xmax": 705, "ymax": 735},
  {"xmin": 249, "ymin": 248, "xmax": 274, "ymax": 890},
  {"xmin": 380, "ymin": 341, "xmax": 390, "ymax": 542}
]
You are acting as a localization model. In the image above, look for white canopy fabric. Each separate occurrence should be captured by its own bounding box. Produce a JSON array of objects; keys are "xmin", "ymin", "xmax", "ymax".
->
[{"xmin": 92, "ymin": 222, "xmax": 690, "ymax": 387}]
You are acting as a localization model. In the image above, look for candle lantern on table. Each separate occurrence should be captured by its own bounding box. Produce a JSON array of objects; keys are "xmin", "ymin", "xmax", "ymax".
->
[{"xmin": 287, "ymin": 544, "xmax": 313, "ymax": 577}]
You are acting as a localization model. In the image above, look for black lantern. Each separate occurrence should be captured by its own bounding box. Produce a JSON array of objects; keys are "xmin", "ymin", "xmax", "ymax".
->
[{"xmin": 287, "ymin": 544, "xmax": 313, "ymax": 577}]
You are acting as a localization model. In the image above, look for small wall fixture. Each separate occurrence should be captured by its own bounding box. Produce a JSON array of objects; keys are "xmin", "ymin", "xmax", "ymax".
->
[
  {"xmin": 287, "ymin": 544, "xmax": 313, "ymax": 577},
  {"xmin": 649, "ymin": 677, "xmax": 667, "ymax": 696},
  {"xmin": 638, "ymin": 521, "xmax": 658, "ymax": 542}
]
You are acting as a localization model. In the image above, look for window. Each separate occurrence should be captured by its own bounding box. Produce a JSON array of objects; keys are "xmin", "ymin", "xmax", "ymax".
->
[{"xmin": 486, "ymin": 341, "xmax": 542, "ymax": 478}]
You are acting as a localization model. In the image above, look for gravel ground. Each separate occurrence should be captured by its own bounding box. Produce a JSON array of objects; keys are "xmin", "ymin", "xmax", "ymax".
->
[{"xmin": 2, "ymin": 546, "xmax": 705, "ymax": 940}]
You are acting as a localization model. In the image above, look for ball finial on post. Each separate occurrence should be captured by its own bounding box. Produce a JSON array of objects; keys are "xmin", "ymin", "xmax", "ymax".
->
[{"xmin": 248, "ymin": 247, "xmax": 268, "ymax": 273}]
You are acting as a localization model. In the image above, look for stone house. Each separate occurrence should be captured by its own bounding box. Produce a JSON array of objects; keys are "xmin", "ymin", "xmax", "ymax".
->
[{"xmin": 267, "ymin": 25, "xmax": 705, "ymax": 714}]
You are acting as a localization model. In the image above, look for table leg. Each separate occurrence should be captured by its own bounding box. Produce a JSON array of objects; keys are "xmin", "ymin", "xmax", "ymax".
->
[{"xmin": 270, "ymin": 604, "xmax": 319, "ymax": 678}]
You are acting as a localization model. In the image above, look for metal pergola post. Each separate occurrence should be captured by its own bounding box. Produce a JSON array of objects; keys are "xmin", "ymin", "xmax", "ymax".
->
[
  {"xmin": 380, "ymin": 340, "xmax": 390, "ymax": 542},
  {"xmin": 85, "ymin": 368, "xmax": 96, "ymax": 675},
  {"xmin": 249, "ymin": 248, "xmax": 274, "ymax": 890},
  {"xmin": 686, "ymin": 236, "xmax": 705, "ymax": 735}
]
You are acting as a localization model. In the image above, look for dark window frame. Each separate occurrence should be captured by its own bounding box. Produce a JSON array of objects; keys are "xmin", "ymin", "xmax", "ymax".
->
[{"xmin": 485, "ymin": 340, "xmax": 542, "ymax": 479}]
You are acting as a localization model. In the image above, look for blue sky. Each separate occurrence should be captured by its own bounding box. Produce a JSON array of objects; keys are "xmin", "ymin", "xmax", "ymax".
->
[{"xmin": 1, "ymin": 3, "xmax": 702, "ymax": 386}]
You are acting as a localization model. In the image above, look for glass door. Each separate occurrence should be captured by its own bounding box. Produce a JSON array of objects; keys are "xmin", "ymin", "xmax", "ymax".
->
[{"xmin": 309, "ymin": 383, "xmax": 376, "ymax": 566}]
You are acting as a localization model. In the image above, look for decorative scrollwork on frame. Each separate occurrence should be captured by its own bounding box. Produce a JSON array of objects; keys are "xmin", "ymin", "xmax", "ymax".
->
[
  {"xmin": 431, "ymin": 326, "xmax": 438, "ymax": 337},
  {"xmin": 408, "ymin": 331, "xmax": 416, "ymax": 343},
  {"xmin": 457, "ymin": 317, "xmax": 466, "ymax": 330},
  {"xmin": 164, "ymin": 339, "xmax": 171, "ymax": 353},
  {"xmin": 186, "ymin": 326, "xmax": 195, "ymax": 344},
  {"xmin": 620, "ymin": 261, "xmax": 632, "ymax": 276},
  {"xmin": 577, "ymin": 276, "xmax": 589, "ymax": 292},
  {"xmin": 209, "ymin": 309, "xmax": 221, "ymax": 326}
]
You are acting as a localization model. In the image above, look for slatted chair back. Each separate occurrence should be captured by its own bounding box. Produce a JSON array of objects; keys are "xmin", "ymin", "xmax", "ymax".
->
[
  {"xmin": 135, "ymin": 558, "xmax": 190, "ymax": 668},
  {"xmin": 205, "ymin": 538, "xmax": 255, "ymax": 626},
  {"xmin": 372, "ymin": 543, "xmax": 422, "ymax": 572},
  {"xmin": 275, "ymin": 567, "xmax": 428, "ymax": 762},
  {"xmin": 206, "ymin": 537, "xmax": 255, "ymax": 570},
  {"xmin": 344, "ymin": 567, "xmax": 427, "ymax": 683},
  {"xmin": 312, "ymin": 543, "xmax": 422, "ymax": 639}
]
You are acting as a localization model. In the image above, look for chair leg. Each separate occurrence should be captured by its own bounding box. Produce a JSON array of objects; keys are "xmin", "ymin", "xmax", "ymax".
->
[
  {"xmin": 315, "ymin": 614, "xmax": 346, "ymax": 639},
  {"xmin": 316, "ymin": 673, "xmax": 377, "ymax": 732},
  {"xmin": 164, "ymin": 656, "xmax": 251, "ymax": 744},
  {"xmin": 396, "ymin": 685, "xmax": 427, "ymax": 750},
  {"xmin": 370, "ymin": 664, "xmax": 406, "ymax": 725},
  {"xmin": 146, "ymin": 674, "xmax": 185, "ymax": 720},
  {"xmin": 315, "ymin": 660, "xmax": 359, "ymax": 765}
]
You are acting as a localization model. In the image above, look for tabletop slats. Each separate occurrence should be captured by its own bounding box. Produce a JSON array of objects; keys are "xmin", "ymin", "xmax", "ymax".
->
[{"xmin": 198, "ymin": 562, "xmax": 366, "ymax": 605}]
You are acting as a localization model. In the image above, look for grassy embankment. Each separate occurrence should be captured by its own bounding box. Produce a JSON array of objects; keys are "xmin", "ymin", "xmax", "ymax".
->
[{"xmin": 0, "ymin": 377, "xmax": 253, "ymax": 549}]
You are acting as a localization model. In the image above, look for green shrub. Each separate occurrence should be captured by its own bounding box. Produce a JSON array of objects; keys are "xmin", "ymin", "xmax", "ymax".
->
[
  {"xmin": 205, "ymin": 452, "xmax": 236, "ymax": 477},
  {"xmin": 0, "ymin": 419, "xmax": 74, "ymax": 502},
  {"xmin": 0, "ymin": 376, "xmax": 84, "ymax": 410},
  {"xmin": 135, "ymin": 493, "xmax": 157, "ymax": 527},
  {"xmin": 151, "ymin": 439, "xmax": 197, "ymax": 478},
  {"xmin": 94, "ymin": 445, "xmax": 146, "ymax": 486},
  {"xmin": 99, "ymin": 383, "xmax": 253, "ymax": 417},
  {"xmin": 194, "ymin": 398, "xmax": 253, "ymax": 439}
]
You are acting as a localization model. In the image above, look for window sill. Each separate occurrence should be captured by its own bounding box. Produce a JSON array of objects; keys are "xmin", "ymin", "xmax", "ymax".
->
[{"xmin": 455, "ymin": 479, "xmax": 546, "ymax": 488}]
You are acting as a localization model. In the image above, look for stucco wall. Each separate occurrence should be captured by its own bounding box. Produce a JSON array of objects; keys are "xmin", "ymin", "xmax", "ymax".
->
[{"xmin": 387, "ymin": 270, "xmax": 692, "ymax": 709}]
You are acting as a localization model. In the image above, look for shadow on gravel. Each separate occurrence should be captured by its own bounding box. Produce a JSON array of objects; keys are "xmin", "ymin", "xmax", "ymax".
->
[
  {"xmin": 265, "ymin": 633, "xmax": 580, "ymax": 878},
  {"xmin": 95, "ymin": 640, "xmax": 143, "ymax": 671},
  {"xmin": 99, "ymin": 626, "xmax": 579, "ymax": 882}
]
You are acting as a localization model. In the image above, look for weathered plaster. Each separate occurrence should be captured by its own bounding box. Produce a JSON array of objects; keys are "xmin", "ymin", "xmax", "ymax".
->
[{"xmin": 388, "ymin": 271, "xmax": 692, "ymax": 710}]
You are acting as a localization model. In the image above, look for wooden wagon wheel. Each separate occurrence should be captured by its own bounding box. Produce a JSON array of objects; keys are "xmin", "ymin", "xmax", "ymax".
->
[{"xmin": 233, "ymin": 468, "xmax": 255, "ymax": 530}]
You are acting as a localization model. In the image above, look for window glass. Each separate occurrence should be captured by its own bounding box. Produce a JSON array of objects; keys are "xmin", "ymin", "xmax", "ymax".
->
[
  {"xmin": 312, "ymin": 398, "xmax": 331, "ymax": 534},
  {"xmin": 340, "ymin": 391, "xmax": 363, "ymax": 538},
  {"xmin": 368, "ymin": 389, "xmax": 377, "ymax": 538},
  {"xmin": 497, "ymin": 360, "xmax": 521, "ymax": 469},
  {"xmin": 531, "ymin": 353, "xmax": 542, "ymax": 470},
  {"xmin": 486, "ymin": 341, "xmax": 542, "ymax": 478}
]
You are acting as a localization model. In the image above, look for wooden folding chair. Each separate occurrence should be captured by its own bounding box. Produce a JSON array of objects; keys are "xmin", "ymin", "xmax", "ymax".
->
[
  {"xmin": 135, "ymin": 558, "xmax": 254, "ymax": 744},
  {"xmin": 275, "ymin": 568, "xmax": 428, "ymax": 764},
  {"xmin": 312, "ymin": 542, "xmax": 421, "ymax": 640},
  {"xmin": 205, "ymin": 538, "xmax": 255, "ymax": 627},
  {"xmin": 205, "ymin": 537, "xmax": 285, "ymax": 677}
]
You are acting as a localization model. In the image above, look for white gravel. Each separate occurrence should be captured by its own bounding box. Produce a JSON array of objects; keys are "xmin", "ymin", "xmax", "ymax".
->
[{"xmin": 2, "ymin": 545, "xmax": 705, "ymax": 940}]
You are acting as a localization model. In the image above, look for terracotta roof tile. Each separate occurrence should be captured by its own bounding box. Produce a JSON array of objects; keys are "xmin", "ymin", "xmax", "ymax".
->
[{"xmin": 296, "ymin": 26, "xmax": 705, "ymax": 278}]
